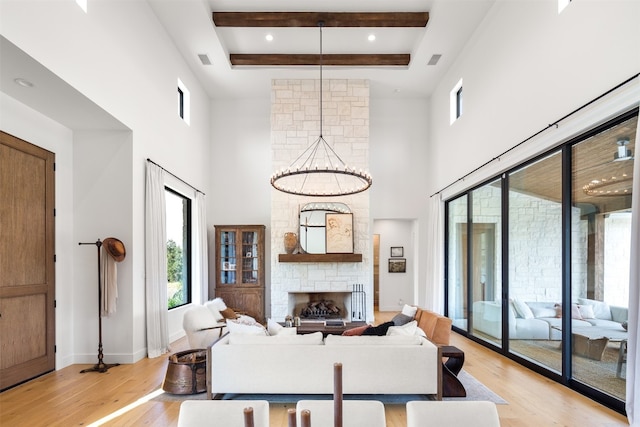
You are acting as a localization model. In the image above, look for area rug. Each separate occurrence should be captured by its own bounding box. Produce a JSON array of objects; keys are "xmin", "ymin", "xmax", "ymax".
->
[{"xmin": 152, "ymin": 369, "xmax": 507, "ymax": 405}]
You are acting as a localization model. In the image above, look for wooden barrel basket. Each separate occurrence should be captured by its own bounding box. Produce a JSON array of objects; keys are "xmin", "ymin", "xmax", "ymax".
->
[{"xmin": 162, "ymin": 349, "xmax": 207, "ymax": 394}]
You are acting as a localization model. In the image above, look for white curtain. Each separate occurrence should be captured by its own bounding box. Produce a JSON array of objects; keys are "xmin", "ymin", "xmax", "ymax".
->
[
  {"xmin": 195, "ymin": 192, "xmax": 209, "ymax": 304},
  {"xmin": 626, "ymin": 116, "xmax": 640, "ymax": 426},
  {"xmin": 424, "ymin": 193, "xmax": 444, "ymax": 313},
  {"xmin": 145, "ymin": 162, "xmax": 169, "ymax": 358}
]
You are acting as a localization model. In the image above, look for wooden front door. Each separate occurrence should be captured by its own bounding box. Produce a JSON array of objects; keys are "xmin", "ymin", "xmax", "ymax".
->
[{"xmin": 0, "ymin": 131, "xmax": 56, "ymax": 390}]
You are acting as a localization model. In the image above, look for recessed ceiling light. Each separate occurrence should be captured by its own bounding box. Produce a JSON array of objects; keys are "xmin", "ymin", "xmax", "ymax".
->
[
  {"xmin": 368, "ymin": 34, "xmax": 376, "ymax": 42},
  {"xmin": 14, "ymin": 78, "xmax": 34, "ymax": 88},
  {"xmin": 265, "ymin": 34, "xmax": 274, "ymax": 42}
]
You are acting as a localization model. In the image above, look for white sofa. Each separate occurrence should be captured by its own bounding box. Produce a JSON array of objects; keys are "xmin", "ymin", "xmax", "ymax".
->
[
  {"xmin": 207, "ymin": 332, "xmax": 442, "ymax": 400},
  {"xmin": 473, "ymin": 298, "xmax": 628, "ymax": 340}
]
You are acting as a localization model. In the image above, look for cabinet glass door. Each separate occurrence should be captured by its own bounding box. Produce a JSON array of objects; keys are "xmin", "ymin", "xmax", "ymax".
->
[
  {"xmin": 220, "ymin": 231, "xmax": 236, "ymax": 284},
  {"xmin": 242, "ymin": 231, "xmax": 259, "ymax": 284}
]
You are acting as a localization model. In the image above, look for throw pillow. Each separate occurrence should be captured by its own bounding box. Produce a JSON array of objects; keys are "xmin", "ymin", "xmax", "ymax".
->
[
  {"xmin": 342, "ymin": 324, "xmax": 371, "ymax": 336},
  {"xmin": 387, "ymin": 320, "xmax": 418, "ymax": 336},
  {"xmin": 554, "ymin": 304, "xmax": 562, "ymax": 318},
  {"xmin": 391, "ymin": 313, "xmax": 414, "ymax": 326},
  {"xmin": 578, "ymin": 304, "xmax": 595, "ymax": 319},
  {"xmin": 512, "ymin": 299, "xmax": 534, "ymax": 319},
  {"xmin": 577, "ymin": 298, "xmax": 612, "ymax": 320},
  {"xmin": 220, "ymin": 307, "xmax": 239, "ymax": 319},
  {"xmin": 571, "ymin": 304, "xmax": 583, "ymax": 320},
  {"xmin": 401, "ymin": 304, "xmax": 418, "ymax": 318},
  {"xmin": 226, "ymin": 319, "xmax": 268, "ymax": 335}
]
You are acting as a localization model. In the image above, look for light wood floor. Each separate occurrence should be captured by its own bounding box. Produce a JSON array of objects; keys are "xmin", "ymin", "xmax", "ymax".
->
[{"xmin": 0, "ymin": 312, "xmax": 630, "ymax": 427}]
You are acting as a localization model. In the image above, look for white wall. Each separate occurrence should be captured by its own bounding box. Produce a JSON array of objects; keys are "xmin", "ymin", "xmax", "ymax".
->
[
  {"xmin": 1, "ymin": 0, "xmax": 211, "ymax": 365},
  {"xmin": 429, "ymin": 1, "xmax": 640, "ymax": 197},
  {"xmin": 373, "ymin": 219, "xmax": 417, "ymax": 311},
  {"xmin": 370, "ymin": 98, "xmax": 431, "ymax": 308}
]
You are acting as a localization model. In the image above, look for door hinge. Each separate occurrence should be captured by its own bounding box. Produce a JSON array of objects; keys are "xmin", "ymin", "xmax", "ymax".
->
[
  {"xmin": 54, "ymin": 300, "xmax": 57, "ymax": 308},
  {"xmin": 54, "ymin": 345, "xmax": 57, "ymax": 353},
  {"xmin": 53, "ymin": 162, "xmax": 56, "ymax": 172},
  {"xmin": 53, "ymin": 208, "xmax": 56, "ymax": 217},
  {"xmin": 54, "ymin": 254, "xmax": 56, "ymax": 262}
]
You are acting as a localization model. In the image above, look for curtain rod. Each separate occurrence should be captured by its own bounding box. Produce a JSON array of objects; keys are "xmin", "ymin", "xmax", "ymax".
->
[
  {"xmin": 430, "ymin": 73, "xmax": 640, "ymax": 199},
  {"xmin": 146, "ymin": 158, "xmax": 205, "ymax": 196}
]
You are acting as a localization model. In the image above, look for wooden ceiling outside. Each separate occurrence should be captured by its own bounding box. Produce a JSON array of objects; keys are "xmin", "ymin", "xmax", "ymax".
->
[
  {"xmin": 213, "ymin": 12, "xmax": 428, "ymax": 67},
  {"xmin": 507, "ymin": 115, "xmax": 636, "ymax": 214}
]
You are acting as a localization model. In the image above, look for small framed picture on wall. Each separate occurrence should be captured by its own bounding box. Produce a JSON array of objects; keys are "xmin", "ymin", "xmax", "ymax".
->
[
  {"xmin": 390, "ymin": 246, "xmax": 404, "ymax": 257},
  {"xmin": 388, "ymin": 258, "xmax": 406, "ymax": 273}
]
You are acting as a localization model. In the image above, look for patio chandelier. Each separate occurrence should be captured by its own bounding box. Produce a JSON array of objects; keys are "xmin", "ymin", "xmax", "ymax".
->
[{"xmin": 270, "ymin": 22, "xmax": 373, "ymax": 197}]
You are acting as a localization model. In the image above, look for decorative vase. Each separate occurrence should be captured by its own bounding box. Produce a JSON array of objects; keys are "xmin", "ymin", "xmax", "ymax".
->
[{"xmin": 284, "ymin": 232, "xmax": 298, "ymax": 254}]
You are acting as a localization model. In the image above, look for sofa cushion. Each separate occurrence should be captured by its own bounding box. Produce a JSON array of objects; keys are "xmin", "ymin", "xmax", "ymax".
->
[
  {"xmin": 387, "ymin": 320, "xmax": 418, "ymax": 336},
  {"xmin": 229, "ymin": 331, "xmax": 323, "ymax": 345},
  {"xmin": 267, "ymin": 318, "xmax": 297, "ymax": 336},
  {"xmin": 226, "ymin": 319, "xmax": 268, "ymax": 335},
  {"xmin": 577, "ymin": 298, "xmax": 612, "ymax": 320},
  {"xmin": 529, "ymin": 305, "xmax": 556, "ymax": 319},
  {"xmin": 325, "ymin": 334, "xmax": 422, "ymax": 346},
  {"xmin": 415, "ymin": 309, "xmax": 452, "ymax": 346}
]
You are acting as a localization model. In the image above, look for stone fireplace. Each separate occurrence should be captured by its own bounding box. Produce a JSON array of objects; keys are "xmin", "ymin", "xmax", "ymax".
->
[{"xmin": 270, "ymin": 79, "xmax": 373, "ymax": 322}]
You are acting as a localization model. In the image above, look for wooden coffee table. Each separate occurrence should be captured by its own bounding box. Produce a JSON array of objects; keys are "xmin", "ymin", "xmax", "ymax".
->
[{"xmin": 283, "ymin": 321, "xmax": 367, "ymax": 336}]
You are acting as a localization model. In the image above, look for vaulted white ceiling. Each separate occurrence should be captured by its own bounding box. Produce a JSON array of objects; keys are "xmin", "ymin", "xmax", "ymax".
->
[{"xmin": 148, "ymin": 0, "xmax": 495, "ymax": 99}]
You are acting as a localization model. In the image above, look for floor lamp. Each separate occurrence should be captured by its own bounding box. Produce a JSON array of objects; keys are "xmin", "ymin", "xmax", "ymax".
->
[{"xmin": 78, "ymin": 238, "xmax": 124, "ymax": 373}]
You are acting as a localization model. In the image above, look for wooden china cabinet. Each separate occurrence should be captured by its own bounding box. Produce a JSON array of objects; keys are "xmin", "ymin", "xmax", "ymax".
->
[{"xmin": 214, "ymin": 225, "xmax": 265, "ymax": 322}]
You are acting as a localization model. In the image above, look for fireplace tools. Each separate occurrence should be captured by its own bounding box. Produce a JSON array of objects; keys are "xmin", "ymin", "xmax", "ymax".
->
[{"xmin": 351, "ymin": 284, "xmax": 366, "ymax": 321}]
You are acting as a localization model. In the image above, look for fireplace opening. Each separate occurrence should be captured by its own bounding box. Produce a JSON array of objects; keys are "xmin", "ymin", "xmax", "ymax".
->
[
  {"xmin": 288, "ymin": 291, "xmax": 351, "ymax": 322},
  {"xmin": 300, "ymin": 299, "xmax": 342, "ymax": 319}
]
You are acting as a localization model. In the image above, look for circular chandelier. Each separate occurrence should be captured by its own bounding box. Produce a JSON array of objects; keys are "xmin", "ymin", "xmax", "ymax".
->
[{"xmin": 270, "ymin": 22, "xmax": 372, "ymax": 197}]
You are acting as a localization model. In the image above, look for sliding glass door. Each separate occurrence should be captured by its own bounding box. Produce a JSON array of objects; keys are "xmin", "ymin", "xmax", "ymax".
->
[
  {"xmin": 445, "ymin": 109, "xmax": 637, "ymax": 411},
  {"xmin": 469, "ymin": 180, "xmax": 502, "ymax": 347},
  {"xmin": 447, "ymin": 196, "xmax": 468, "ymax": 330},
  {"xmin": 570, "ymin": 115, "xmax": 636, "ymax": 400},
  {"xmin": 507, "ymin": 152, "xmax": 563, "ymax": 372}
]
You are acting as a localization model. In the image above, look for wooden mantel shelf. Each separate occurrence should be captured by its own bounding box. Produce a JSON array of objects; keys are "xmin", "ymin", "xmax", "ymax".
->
[{"xmin": 278, "ymin": 253, "xmax": 363, "ymax": 263}]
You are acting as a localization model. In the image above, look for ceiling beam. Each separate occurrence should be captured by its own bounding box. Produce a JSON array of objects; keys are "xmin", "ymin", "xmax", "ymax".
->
[
  {"xmin": 213, "ymin": 12, "xmax": 429, "ymax": 28},
  {"xmin": 230, "ymin": 54, "xmax": 410, "ymax": 67}
]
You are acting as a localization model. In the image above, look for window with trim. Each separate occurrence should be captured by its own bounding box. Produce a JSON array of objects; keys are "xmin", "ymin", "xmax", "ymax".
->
[{"xmin": 166, "ymin": 187, "xmax": 192, "ymax": 309}]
